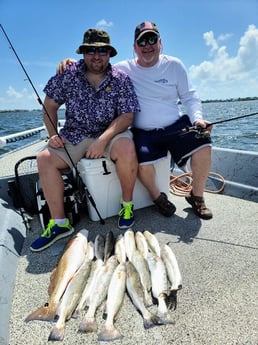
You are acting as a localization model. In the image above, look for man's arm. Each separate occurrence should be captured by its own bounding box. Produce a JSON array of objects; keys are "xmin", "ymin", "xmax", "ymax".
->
[
  {"xmin": 42, "ymin": 95, "xmax": 66, "ymax": 148},
  {"xmin": 43, "ymin": 95, "xmax": 60, "ymax": 137},
  {"xmin": 99, "ymin": 112, "xmax": 133, "ymax": 143}
]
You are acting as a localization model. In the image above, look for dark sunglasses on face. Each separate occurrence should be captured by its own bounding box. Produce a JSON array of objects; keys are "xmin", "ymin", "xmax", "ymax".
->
[
  {"xmin": 83, "ymin": 47, "xmax": 110, "ymax": 56},
  {"xmin": 136, "ymin": 35, "xmax": 159, "ymax": 47}
]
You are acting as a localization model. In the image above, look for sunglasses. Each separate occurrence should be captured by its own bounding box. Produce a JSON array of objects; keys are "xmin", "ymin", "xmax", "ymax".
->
[
  {"xmin": 83, "ymin": 47, "xmax": 110, "ymax": 56},
  {"xmin": 136, "ymin": 35, "xmax": 159, "ymax": 47}
]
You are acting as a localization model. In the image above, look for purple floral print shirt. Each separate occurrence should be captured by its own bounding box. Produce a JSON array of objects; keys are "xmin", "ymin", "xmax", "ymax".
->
[{"xmin": 43, "ymin": 60, "xmax": 140, "ymax": 144}]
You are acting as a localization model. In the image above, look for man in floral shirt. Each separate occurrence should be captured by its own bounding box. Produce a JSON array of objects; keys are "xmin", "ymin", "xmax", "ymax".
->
[{"xmin": 30, "ymin": 28, "xmax": 140, "ymax": 252}]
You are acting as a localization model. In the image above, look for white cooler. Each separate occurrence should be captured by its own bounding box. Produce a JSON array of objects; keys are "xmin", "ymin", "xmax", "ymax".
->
[{"xmin": 77, "ymin": 154, "xmax": 171, "ymax": 221}]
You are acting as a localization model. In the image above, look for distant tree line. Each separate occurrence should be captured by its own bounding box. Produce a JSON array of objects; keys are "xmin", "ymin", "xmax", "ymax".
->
[
  {"xmin": 0, "ymin": 97, "xmax": 258, "ymax": 112},
  {"xmin": 202, "ymin": 96, "xmax": 258, "ymax": 103}
]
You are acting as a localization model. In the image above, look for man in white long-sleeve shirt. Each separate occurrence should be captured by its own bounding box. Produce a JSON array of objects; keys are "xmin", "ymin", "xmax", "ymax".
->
[
  {"xmin": 59, "ymin": 21, "xmax": 213, "ymax": 220},
  {"xmin": 115, "ymin": 22, "xmax": 212, "ymax": 220}
]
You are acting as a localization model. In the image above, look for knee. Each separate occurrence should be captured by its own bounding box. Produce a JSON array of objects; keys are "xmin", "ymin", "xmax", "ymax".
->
[
  {"xmin": 112, "ymin": 138, "xmax": 137, "ymax": 161},
  {"xmin": 138, "ymin": 164, "xmax": 152, "ymax": 175},
  {"xmin": 37, "ymin": 150, "xmax": 52, "ymax": 170},
  {"xmin": 192, "ymin": 146, "xmax": 211, "ymax": 166},
  {"xmin": 194, "ymin": 146, "xmax": 211, "ymax": 158}
]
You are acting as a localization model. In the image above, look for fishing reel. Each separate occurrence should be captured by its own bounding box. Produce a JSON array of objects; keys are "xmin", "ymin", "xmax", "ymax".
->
[{"xmin": 181, "ymin": 125, "xmax": 211, "ymax": 139}]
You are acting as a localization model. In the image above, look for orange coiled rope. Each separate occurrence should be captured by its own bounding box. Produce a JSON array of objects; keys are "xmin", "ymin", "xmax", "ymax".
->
[{"xmin": 169, "ymin": 171, "xmax": 225, "ymax": 196}]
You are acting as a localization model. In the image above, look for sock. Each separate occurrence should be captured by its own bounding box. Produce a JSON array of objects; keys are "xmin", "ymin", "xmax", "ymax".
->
[
  {"xmin": 54, "ymin": 218, "xmax": 67, "ymax": 225},
  {"xmin": 122, "ymin": 200, "xmax": 133, "ymax": 206}
]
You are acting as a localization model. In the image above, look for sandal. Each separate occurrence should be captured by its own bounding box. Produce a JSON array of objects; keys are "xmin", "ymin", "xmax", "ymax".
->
[
  {"xmin": 153, "ymin": 192, "xmax": 176, "ymax": 217},
  {"xmin": 185, "ymin": 191, "xmax": 213, "ymax": 220}
]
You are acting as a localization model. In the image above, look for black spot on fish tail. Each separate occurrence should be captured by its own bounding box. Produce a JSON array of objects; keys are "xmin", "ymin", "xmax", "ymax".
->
[{"xmin": 102, "ymin": 305, "xmax": 107, "ymax": 320}]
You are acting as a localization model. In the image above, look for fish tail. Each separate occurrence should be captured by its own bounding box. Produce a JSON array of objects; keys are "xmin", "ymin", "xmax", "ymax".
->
[
  {"xmin": 166, "ymin": 290, "xmax": 178, "ymax": 311},
  {"xmin": 143, "ymin": 317, "xmax": 156, "ymax": 329},
  {"xmin": 156, "ymin": 296, "xmax": 174, "ymax": 324},
  {"xmin": 78, "ymin": 317, "xmax": 97, "ymax": 333},
  {"xmin": 25, "ymin": 304, "xmax": 57, "ymax": 322},
  {"xmin": 143, "ymin": 314, "xmax": 164, "ymax": 329},
  {"xmin": 71, "ymin": 308, "xmax": 81, "ymax": 319},
  {"xmin": 48, "ymin": 325, "xmax": 65, "ymax": 341},
  {"xmin": 157, "ymin": 310, "xmax": 174, "ymax": 325},
  {"xmin": 98, "ymin": 325, "xmax": 122, "ymax": 342}
]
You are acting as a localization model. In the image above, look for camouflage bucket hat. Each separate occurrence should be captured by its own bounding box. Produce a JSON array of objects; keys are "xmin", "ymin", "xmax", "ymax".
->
[{"xmin": 76, "ymin": 29, "xmax": 117, "ymax": 57}]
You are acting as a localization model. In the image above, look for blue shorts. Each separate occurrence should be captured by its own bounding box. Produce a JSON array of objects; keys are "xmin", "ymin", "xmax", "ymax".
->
[{"xmin": 132, "ymin": 115, "xmax": 212, "ymax": 167}]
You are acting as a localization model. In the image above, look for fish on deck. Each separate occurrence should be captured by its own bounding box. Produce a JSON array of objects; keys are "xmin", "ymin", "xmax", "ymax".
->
[
  {"xmin": 48, "ymin": 255, "xmax": 92, "ymax": 341},
  {"xmin": 25, "ymin": 229, "xmax": 89, "ymax": 322},
  {"xmin": 97, "ymin": 262, "xmax": 127, "ymax": 342}
]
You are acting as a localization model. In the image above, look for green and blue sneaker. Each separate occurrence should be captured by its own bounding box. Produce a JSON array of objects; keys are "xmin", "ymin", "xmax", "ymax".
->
[
  {"xmin": 30, "ymin": 218, "xmax": 74, "ymax": 252},
  {"xmin": 118, "ymin": 201, "xmax": 134, "ymax": 230}
]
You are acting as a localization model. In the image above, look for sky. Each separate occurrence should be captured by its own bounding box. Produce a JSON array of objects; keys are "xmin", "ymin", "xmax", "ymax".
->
[{"xmin": 0, "ymin": 0, "xmax": 258, "ymax": 110}]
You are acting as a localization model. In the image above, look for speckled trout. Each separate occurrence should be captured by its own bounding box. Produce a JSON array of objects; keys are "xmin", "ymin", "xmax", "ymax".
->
[
  {"xmin": 126, "ymin": 261, "xmax": 163, "ymax": 329},
  {"xmin": 79, "ymin": 255, "xmax": 118, "ymax": 333},
  {"xmin": 98, "ymin": 262, "xmax": 126, "ymax": 341},
  {"xmin": 147, "ymin": 252, "xmax": 173, "ymax": 324}
]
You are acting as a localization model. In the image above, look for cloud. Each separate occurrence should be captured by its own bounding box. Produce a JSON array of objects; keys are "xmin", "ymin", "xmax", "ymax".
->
[
  {"xmin": 7, "ymin": 86, "xmax": 24, "ymax": 99},
  {"xmin": 1, "ymin": 86, "xmax": 38, "ymax": 110},
  {"xmin": 203, "ymin": 31, "xmax": 219, "ymax": 55},
  {"xmin": 96, "ymin": 19, "xmax": 114, "ymax": 29},
  {"xmin": 189, "ymin": 25, "xmax": 258, "ymax": 98},
  {"xmin": 6, "ymin": 86, "xmax": 35, "ymax": 100}
]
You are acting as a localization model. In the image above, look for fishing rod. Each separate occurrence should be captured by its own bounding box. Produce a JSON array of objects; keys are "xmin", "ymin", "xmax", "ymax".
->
[
  {"xmin": 0, "ymin": 23, "xmax": 105, "ymax": 224},
  {"xmin": 183, "ymin": 111, "xmax": 258, "ymax": 135}
]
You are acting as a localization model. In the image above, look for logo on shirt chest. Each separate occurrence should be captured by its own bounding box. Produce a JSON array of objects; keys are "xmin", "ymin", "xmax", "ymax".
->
[{"xmin": 154, "ymin": 78, "xmax": 168, "ymax": 84}]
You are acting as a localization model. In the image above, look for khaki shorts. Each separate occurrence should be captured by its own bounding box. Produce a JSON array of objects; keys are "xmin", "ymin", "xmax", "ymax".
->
[{"xmin": 48, "ymin": 129, "xmax": 133, "ymax": 169}]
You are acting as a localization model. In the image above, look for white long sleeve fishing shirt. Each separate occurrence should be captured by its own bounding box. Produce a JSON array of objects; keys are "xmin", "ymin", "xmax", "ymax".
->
[{"xmin": 116, "ymin": 54, "xmax": 203, "ymax": 130}]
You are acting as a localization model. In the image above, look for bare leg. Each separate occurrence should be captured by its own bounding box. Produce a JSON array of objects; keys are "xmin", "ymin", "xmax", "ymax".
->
[
  {"xmin": 185, "ymin": 146, "xmax": 213, "ymax": 219},
  {"xmin": 190, "ymin": 146, "xmax": 211, "ymax": 196},
  {"xmin": 110, "ymin": 138, "xmax": 138, "ymax": 202},
  {"xmin": 138, "ymin": 164, "xmax": 160, "ymax": 200},
  {"xmin": 37, "ymin": 149, "xmax": 69, "ymax": 219},
  {"xmin": 138, "ymin": 163, "xmax": 176, "ymax": 217}
]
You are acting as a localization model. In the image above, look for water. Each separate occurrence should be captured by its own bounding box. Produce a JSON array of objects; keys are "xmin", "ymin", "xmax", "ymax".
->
[
  {"xmin": 202, "ymin": 100, "xmax": 258, "ymax": 152},
  {"xmin": 0, "ymin": 109, "xmax": 65, "ymax": 156},
  {"xmin": 0, "ymin": 100, "xmax": 257, "ymax": 157}
]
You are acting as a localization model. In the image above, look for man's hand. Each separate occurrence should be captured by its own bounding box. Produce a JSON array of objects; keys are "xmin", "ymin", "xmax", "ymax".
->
[
  {"xmin": 194, "ymin": 119, "xmax": 213, "ymax": 132},
  {"xmin": 56, "ymin": 58, "xmax": 76, "ymax": 74},
  {"xmin": 85, "ymin": 138, "xmax": 108, "ymax": 159},
  {"xmin": 49, "ymin": 134, "xmax": 65, "ymax": 148}
]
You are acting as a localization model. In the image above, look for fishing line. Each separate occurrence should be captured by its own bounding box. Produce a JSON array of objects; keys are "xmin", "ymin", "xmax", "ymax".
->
[{"xmin": 0, "ymin": 24, "xmax": 105, "ymax": 224}]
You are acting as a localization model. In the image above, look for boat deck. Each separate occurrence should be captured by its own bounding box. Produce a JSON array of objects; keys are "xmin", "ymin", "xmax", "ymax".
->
[
  {"xmin": 0, "ymin": 140, "xmax": 46, "ymax": 178},
  {"xmin": 1, "ymin": 143, "xmax": 258, "ymax": 345}
]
